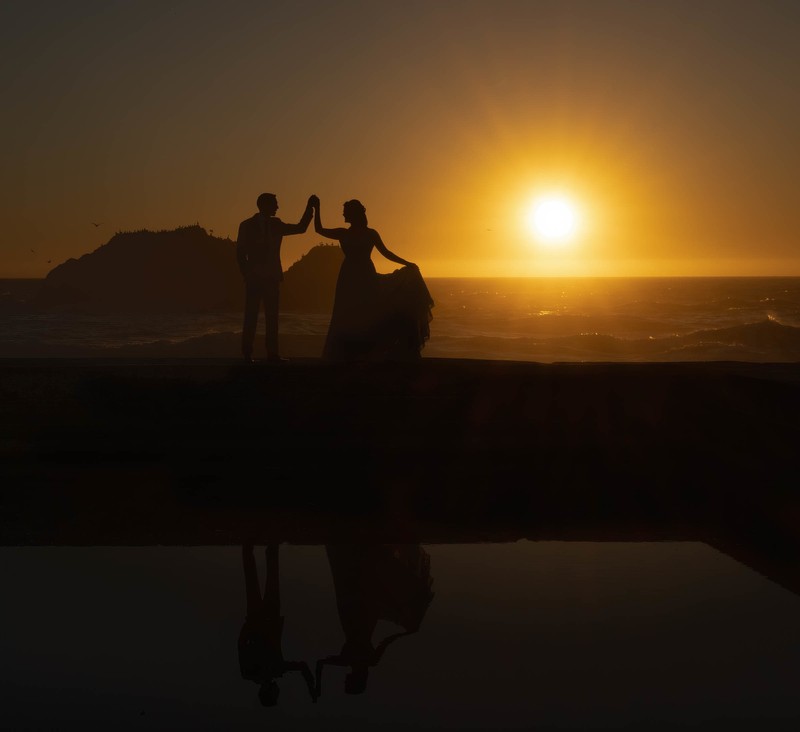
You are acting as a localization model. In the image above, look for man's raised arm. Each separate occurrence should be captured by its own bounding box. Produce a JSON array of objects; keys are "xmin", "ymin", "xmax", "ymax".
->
[{"xmin": 280, "ymin": 195, "xmax": 315, "ymax": 235}]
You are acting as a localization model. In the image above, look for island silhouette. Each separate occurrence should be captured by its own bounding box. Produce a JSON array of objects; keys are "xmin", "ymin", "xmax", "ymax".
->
[{"xmin": 35, "ymin": 225, "xmax": 343, "ymax": 314}]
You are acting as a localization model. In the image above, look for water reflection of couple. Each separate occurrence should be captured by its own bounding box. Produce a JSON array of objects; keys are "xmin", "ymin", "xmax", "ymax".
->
[
  {"xmin": 237, "ymin": 543, "xmax": 434, "ymax": 706},
  {"xmin": 237, "ymin": 193, "xmax": 434, "ymax": 363}
]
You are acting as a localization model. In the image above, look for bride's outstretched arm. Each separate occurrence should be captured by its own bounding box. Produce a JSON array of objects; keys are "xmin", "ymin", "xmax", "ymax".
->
[
  {"xmin": 313, "ymin": 197, "xmax": 346, "ymax": 240},
  {"xmin": 374, "ymin": 231, "xmax": 416, "ymax": 268}
]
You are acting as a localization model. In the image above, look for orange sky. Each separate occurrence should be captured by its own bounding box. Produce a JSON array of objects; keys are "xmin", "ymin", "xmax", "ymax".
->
[{"xmin": 2, "ymin": 0, "xmax": 798, "ymax": 278}]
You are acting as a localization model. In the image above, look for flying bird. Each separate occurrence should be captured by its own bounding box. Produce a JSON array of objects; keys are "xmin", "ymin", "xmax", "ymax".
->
[{"xmin": 92, "ymin": 222, "xmax": 101, "ymax": 227}]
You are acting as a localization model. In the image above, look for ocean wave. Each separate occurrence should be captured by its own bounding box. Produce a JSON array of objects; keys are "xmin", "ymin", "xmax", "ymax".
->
[
  {"xmin": 3, "ymin": 317, "xmax": 800, "ymax": 363},
  {"xmin": 424, "ymin": 319, "xmax": 800, "ymax": 362},
  {"xmin": 0, "ymin": 331, "xmax": 326, "ymax": 359}
]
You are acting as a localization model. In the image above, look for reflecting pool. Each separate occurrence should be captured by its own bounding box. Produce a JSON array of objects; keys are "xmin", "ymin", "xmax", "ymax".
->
[{"xmin": 2, "ymin": 541, "xmax": 799, "ymax": 730}]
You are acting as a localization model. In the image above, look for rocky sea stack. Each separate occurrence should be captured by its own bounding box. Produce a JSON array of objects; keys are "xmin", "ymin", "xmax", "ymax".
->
[
  {"xmin": 36, "ymin": 225, "xmax": 343, "ymax": 313},
  {"xmin": 280, "ymin": 242, "xmax": 343, "ymax": 312}
]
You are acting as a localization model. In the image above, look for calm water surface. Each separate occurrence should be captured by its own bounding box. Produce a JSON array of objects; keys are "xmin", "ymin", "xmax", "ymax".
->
[{"xmin": 2, "ymin": 541, "xmax": 799, "ymax": 730}]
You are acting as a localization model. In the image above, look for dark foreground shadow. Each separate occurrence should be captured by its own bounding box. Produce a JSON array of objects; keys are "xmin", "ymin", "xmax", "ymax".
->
[{"xmin": 3, "ymin": 359, "xmax": 800, "ymax": 600}]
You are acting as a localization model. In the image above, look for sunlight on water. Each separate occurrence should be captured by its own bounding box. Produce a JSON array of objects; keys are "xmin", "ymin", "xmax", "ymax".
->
[{"xmin": 2, "ymin": 277, "xmax": 800, "ymax": 362}]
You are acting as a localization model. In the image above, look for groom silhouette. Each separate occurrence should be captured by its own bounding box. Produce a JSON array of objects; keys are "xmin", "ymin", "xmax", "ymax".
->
[{"xmin": 236, "ymin": 192, "xmax": 315, "ymax": 363}]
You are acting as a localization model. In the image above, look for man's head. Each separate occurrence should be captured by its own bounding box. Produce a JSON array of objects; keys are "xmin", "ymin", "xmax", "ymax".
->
[
  {"xmin": 257, "ymin": 193, "xmax": 278, "ymax": 216},
  {"xmin": 258, "ymin": 680, "xmax": 280, "ymax": 706}
]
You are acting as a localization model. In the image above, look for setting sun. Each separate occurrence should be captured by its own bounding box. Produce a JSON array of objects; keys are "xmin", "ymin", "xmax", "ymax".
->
[{"xmin": 526, "ymin": 195, "xmax": 580, "ymax": 245}]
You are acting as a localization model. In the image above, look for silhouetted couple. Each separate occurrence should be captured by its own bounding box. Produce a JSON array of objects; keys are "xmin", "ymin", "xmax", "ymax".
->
[
  {"xmin": 237, "ymin": 543, "xmax": 434, "ymax": 707},
  {"xmin": 236, "ymin": 193, "xmax": 434, "ymax": 363}
]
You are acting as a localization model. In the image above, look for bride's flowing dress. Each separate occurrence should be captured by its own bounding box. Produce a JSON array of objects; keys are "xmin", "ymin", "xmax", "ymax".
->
[{"xmin": 323, "ymin": 232, "xmax": 434, "ymax": 362}]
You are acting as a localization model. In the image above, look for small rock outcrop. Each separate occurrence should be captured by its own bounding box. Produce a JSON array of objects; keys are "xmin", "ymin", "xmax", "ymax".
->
[{"xmin": 281, "ymin": 243, "xmax": 343, "ymax": 312}]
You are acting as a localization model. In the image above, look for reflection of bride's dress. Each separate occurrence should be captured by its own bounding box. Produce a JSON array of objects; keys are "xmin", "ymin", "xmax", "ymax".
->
[
  {"xmin": 315, "ymin": 544, "xmax": 434, "ymax": 695},
  {"xmin": 322, "ymin": 236, "xmax": 434, "ymax": 362},
  {"xmin": 327, "ymin": 544, "xmax": 435, "ymax": 639}
]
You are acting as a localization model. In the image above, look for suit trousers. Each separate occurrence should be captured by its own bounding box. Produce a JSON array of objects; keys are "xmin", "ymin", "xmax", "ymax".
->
[{"xmin": 242, "ymin": 276, "xmax": 281, "ymax": 357}]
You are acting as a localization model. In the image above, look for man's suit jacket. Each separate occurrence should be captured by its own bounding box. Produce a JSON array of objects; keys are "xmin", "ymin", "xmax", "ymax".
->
[{"xmin": 236, "ymin": 209, "xmax": 312, "ymax": 282}]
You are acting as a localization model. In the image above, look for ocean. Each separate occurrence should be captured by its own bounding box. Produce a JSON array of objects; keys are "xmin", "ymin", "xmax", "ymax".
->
[{"xmin": 2, "ymin": 277, "xmax": 800, "ymax": 362}]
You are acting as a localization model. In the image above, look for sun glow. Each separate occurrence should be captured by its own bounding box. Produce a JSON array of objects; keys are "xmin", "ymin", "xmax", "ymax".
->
[{"xmin": 526, "ymin": 195, "xmax": 580, "ymax": 245}]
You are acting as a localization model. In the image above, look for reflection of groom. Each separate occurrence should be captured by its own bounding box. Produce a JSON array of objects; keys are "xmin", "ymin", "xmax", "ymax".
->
[
  {"xmin": 236, "ymin": 192, "xmax": 314, "ymax": 363},
  {"xmin": 238, "ymin": 544, "xmax": 316, "ymax": 706}
]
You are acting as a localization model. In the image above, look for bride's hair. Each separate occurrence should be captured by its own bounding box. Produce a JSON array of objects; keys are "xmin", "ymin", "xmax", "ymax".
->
[{"xmin": 344, "ymin": 199, "xmax": 368, "ymax": 226}]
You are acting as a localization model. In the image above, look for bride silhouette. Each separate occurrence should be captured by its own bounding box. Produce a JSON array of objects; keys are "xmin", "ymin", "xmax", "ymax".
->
[{"xmin": 312, "ymin": 197, "xmax": 434, "ymax": 362}]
